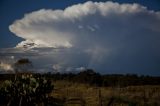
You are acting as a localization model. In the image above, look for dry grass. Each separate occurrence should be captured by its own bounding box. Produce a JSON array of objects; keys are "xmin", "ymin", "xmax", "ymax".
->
[{"xmin": 51, "ymin": 80, "xmax": 160, "ymax": 106}]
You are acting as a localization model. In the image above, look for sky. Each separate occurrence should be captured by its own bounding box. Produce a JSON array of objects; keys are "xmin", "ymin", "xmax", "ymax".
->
[
  {"xmin": 1, "ymin": 0, "xmax": 160, "ymax": 48},
  {"xmin": 0, "ymin": 0, "xmax": 160, "ymax": 75}
]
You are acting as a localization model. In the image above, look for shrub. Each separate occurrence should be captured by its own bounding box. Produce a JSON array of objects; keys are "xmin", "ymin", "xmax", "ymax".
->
[{"xmin": 0, "ymin": 73, "xmax": 54, "ymax": 106}]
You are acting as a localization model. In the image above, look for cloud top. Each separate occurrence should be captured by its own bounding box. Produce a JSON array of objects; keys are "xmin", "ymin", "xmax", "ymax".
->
[
  {"xmin": 8, "ymin": 1, "xmax": 160, "ymax": 75},
  {"xmin": 9, "ymin": 1, "xmax": 158, "ymax": 49}
]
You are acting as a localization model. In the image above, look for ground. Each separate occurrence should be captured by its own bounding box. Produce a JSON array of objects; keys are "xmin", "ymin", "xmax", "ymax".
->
[{"xmin": 51, "ymin": 80, "xmax": 160, "ymax": 106}]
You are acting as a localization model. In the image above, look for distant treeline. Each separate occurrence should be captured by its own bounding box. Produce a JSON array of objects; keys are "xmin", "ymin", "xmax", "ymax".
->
[
  {"xmin": 44, "ymin": 69, "xmax": 160, "ymax": 87},
  {"xmin": 0, "ymin": 69, "xmax": 160, "ymax": 87}
]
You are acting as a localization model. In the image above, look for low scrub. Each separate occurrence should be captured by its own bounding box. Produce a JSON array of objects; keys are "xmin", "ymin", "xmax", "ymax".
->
[{"xmin": 0, "ymin": 73, "xmax": 54, "ymax": 106}]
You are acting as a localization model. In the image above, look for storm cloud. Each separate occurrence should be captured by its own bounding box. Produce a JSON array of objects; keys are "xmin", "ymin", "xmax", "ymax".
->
[{"xmin": 8, "ymin": 1, "xmax": 160, "ymax": 75}]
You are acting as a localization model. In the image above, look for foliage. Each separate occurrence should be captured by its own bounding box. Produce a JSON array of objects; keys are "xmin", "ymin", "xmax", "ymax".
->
[
  {"xmin": 14, "ymin": 58, "xmax": 33, "ymax": 72},
  {"xmin": 0, "ymin": 73, "xmax": 54, "ymax": 106},
  {"xmin": 46, "ymin": 69, "xmax": 160, "ymax": 87},
  {"xmin": 15, "ymin": 58, "xmax": 31, "ymax": 65}
]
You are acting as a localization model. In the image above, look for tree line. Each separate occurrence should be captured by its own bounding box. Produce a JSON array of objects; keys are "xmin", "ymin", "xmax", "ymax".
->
[
  {"xmin": 1, "ymin": 58, "xmax": 159, "ymax": 87},
  {"xmin": 1, "ymin": 69, "xmax": 160, "ymax": 87},
  {"xmin": 0, "ymin": 69, "xmax": 160, "ymax": 87},
  {"xmin": 45, "ymin": 69, "xmax": 160, "ymax": 87}
]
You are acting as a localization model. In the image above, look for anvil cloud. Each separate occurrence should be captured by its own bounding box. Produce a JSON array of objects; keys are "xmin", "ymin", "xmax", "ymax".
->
[{"xmin": 8, "ymin": 1, "xmax": 160, "ymax": 75}]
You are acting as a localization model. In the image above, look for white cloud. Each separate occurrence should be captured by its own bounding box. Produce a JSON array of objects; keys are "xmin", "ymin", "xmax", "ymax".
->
[
  {"xmin": 0, "ymin": 62, "xmax": 13, "ymax": 71},
  {"xmin": 8, "ymin": 1, "xmax": 160, "ymax": 75}
]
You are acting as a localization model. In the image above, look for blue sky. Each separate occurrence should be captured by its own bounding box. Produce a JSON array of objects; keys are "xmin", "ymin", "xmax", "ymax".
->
[{"xmin": 0, "ymin": 0, "xmax": 160, "ymax": 48}]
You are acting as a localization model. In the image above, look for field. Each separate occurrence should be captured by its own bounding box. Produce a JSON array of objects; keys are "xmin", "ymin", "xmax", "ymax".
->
[
  {"xmin": 51, "ymin": 80, "xmax": 160, "ymax": 106},
  {"xmin": 0, "ymin": 73, "xmax": 160, "ymax": 106}
]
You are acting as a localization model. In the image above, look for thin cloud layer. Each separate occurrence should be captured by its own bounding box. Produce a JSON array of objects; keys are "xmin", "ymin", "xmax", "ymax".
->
[{"xmin": 8, "ymin": 1, "xmax": 160, "ymax": 75}]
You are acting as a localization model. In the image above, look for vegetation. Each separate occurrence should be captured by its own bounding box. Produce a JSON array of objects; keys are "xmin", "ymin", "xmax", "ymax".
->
[
  {"xmin": 46, "ymin": 69, "xmax": 160, "ymax": 87},
  {"xmin": 0, "ymin": 73, "xmax": 54, "ymax": 106},
  {"xmin": 0, "ymin": 71, "xmax": 160, "ymax": 106},
  {"xmin": 52, "ymin": 80, "xmax": 160, "ymax": 106},
  {"xmin": 0, "ymin": 58, "xmax": 160, "ymax": 106}
]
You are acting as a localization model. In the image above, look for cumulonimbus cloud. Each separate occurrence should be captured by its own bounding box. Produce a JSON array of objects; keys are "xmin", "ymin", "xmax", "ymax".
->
[{"xmin": 8, "ymin": 1, "xmax": 160, "ymax": 75}]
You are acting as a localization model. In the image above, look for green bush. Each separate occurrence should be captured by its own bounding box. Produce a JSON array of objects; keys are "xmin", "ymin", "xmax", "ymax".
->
[{"xmin": 0, "ymin": 73, "xmax": 54, "ymax": 106}]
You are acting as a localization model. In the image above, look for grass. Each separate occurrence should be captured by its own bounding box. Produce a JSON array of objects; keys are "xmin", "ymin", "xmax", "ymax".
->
[
  {"xmin": 0, "ymin": 77, "xmax": 160, "ymax": 106},
  {"xmin": 51, "ymin": 80, "xmax": 160, "ymax": 106}
]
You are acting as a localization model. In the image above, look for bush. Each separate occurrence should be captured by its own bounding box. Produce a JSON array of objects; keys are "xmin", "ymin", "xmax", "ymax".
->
[{"xmin": 0, "ymin": 73, "xmax": 54, "ymax": 106}]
